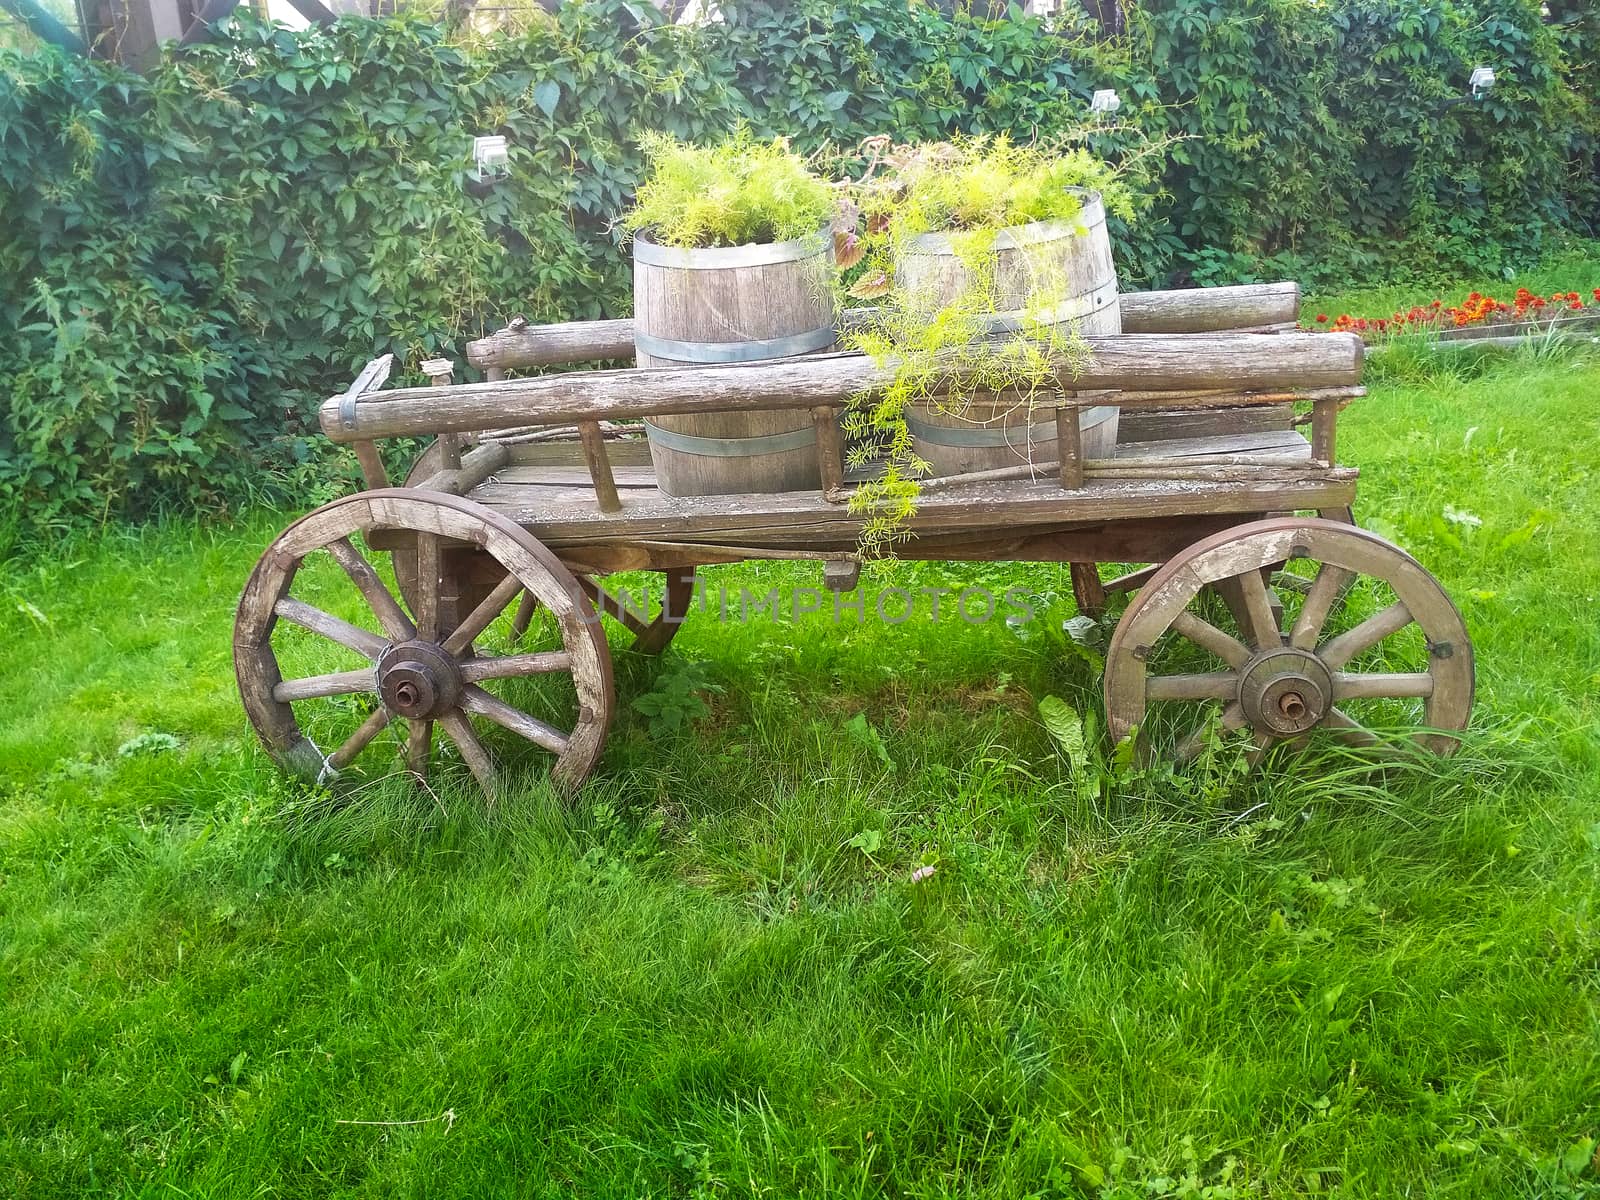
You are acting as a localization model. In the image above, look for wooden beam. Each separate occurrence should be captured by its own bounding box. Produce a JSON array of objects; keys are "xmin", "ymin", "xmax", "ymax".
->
[
  {"xmin": 463, "ymin": 283, "xmax": 1308, "ymax": 372},
  {"xmin": 325, "ymin": 334, "xmax": 1364, "ymax": 443},
  {"xmin": 1118, "ymin": 282, "xmax": 1300, "ymax": 333}
]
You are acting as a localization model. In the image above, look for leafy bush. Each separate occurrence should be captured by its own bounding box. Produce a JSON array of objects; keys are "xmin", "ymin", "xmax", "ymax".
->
[
  {"xmin": 0, "ymin": 0, "xmax": 1594, "ymax": 523},
  {"xmin": 621, "ymin": 130, "xmax": 834, "ymax": 248}
]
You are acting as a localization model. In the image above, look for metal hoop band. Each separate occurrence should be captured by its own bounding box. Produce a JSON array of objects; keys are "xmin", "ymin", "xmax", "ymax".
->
[
  {"xmin": 634, "ymin": 326, "xmax": 837, "ymax": 364},
  {"xmin": 643, "ymin": 421, "xmax": 819, "ymax": 458}
]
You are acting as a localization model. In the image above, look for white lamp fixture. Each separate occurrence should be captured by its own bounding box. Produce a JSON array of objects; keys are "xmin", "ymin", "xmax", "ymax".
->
[
  {"xmin": 1469, "ymin": 66, "xmax": 1496, "ymax": 99},
  {"xmin": 473, "ymin": 135, "xmax": 510, "ymax": 179},
  {"xmin": 1091, "ymin": 89, "xmax": 1121, "ymax": 116}
]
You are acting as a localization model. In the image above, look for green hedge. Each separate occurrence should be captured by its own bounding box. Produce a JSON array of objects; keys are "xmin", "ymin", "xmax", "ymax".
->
[{"xmin": 1, "ymin": 0, "xmax": 1594, "ymax": 521}]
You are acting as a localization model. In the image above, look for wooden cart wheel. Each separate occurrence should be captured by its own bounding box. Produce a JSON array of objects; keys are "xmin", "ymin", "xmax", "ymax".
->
[
  {"xmin": 234, "ymin": 489, "xmax": 613, "ymax": 796},
  {"xmin": 1104, "ymin": 517, "xmax": 1473, "ymax": 762}
]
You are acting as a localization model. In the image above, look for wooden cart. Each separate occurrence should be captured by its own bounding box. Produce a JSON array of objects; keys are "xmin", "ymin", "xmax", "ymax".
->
[{"xmin": 234, "ymin": 285, "xmax": 1473, "ymax": 796}]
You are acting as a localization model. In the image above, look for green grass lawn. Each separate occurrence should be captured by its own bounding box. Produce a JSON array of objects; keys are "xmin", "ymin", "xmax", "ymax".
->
[{"xmin": 3, "ymin": 307, "xmax": 1599, "ymax": 1197}]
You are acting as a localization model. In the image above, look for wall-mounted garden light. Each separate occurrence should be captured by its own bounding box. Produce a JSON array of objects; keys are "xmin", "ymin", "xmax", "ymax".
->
[
  {"xmin": 1091, "ymin": 89, "xmax": 1121, "ymax": 118},
  {"xmin": 467, "ymin": 135, "xmax": 510, "ymax": 199},
  {"xmin": 473, "ymin": 135, "xmax": 510, "ymax": 180},
  {"xmin": 1469, "ymin": 66, "xmax": 1496, "ymax": 100}
]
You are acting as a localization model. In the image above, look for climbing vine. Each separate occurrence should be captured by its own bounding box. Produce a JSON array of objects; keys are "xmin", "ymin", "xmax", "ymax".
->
[{"xmin": 0, "ymin": 0, "xmax": 1593, "ymax": 522}]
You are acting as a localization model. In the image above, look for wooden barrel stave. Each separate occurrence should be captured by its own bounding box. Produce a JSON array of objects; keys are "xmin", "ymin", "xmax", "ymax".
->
[{"xmin": 634, "ymin": 231, "xmax": 832, "ymax": 496}]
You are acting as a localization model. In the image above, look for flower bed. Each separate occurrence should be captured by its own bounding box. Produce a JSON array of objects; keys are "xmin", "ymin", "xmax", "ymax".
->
[{"xmin": 1307, "ymin": 288, "xmax": 1600, "ymax": 340}]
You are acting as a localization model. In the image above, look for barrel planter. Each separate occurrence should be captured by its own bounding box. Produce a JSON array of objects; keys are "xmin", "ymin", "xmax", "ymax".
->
[
  {"xmin": 634, "ymin": 228, "xmax": 834, "ymax": 497},
  {"xmin": 896, "ymin": 190, "xmax": 1121, "ymax": 476}
]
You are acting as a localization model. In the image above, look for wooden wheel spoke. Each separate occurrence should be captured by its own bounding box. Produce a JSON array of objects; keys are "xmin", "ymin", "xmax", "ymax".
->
[
  {"xmin": 440, "ymin": 711, "xmax": 497, "ymax": 798},
  {"xmin": 443, "ymin": 571, "xmax": 525, "ymax": 657},
  {"xmin": 273, "ymin": 667, "xmax": 375, "ymax": 703},
  {"xmin": 1146, "ymin": 672, "xmax": 1238, "ymax": 702},
  {"xmin": 459, "ymin": 651, "xmax": 573, "ymax": 683},
  {"xmin": 1323, "ymin": 706, "xmax": 1380, "ymax": 748},
  {"xmin": 1289, "ymin": 562, "xmax": 1355, "ymax": 650},
  {"xmin": 326, "ymin": 537, "xmax": 414, "ymax": 642},
  {"xmin": 274, "ymin": 597, "xmax": 388, "ymax": 659},
  {"xmin": 1172, "ymin": 701, "xmax": 1248, "ymax": 763},
  {"xmin": 406, "ymin": 718, "xmax": 432, "ymax": 779},
  {"xmin": 1245, "ymin": 729, "xmax": 1275, "ymax": 769},
  {"xmin": 460, "ymin": 685, "xmax": 570, "ymax": 755},
  {"xmin": 509, "ymin": 592, "xmax": 541, "ymax": 645},
  {"xmin": 327, "ymin": 706, "xmax": 392, "ymax": 771},
  {"xmin": 412, "ymin": 532, "xmax": 442, "ymax": 642},
  {"xmin": 1318, "ymin": 600, "xmax": 1412, "ymax": 669},
  {"xmin": 1171, "ymin": 610, "xmax": 1251, "ymax": 669},
  {"xmin": 1234, "ymin": 567, "xmax": 1283, "ymax": 651},
  {"xmin": 1332, "ymin": 671, "xmax": 1434, "ymax": 699}
]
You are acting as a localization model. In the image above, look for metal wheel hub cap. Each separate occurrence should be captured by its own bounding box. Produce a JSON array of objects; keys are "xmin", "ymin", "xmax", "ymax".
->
[
  {"xmin": 1238, "ymin": 648, "xmax": 1332, "ymax": 737},
  {"xmin": 376, "ymin": 640, "xmax": 462, "ymax": 720}
]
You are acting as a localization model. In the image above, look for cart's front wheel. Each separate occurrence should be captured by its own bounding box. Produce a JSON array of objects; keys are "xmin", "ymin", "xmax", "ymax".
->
[
  {"xmin": 234, "ymin": 489, "xmax": 613, "ymax": 796},
  {"xmin": 1104, "ymin": 517, "xmax": 1473, "ymax": 763}
]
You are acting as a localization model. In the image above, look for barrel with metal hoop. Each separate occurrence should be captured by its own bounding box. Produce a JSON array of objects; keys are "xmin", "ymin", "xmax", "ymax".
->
[
  {"xmin": 897, "ymin": 189, "xmax": 1122, "ymax": 476},
  {"xmin": 633, "ymin": 226, "xmax": 834, "ymax": 496}
]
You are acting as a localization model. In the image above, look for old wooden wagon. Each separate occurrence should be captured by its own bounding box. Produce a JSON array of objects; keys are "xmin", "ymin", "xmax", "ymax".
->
[{"xmin": 233, "ymin": 283, "xmax": 1473, "ymax": 795}]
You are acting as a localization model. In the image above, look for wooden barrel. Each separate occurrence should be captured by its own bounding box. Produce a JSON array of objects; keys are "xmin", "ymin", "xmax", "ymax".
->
[
  {"xmin": 634, "ymin": 228, "xmax": 833, "ymax": 496},
  {"xmin": 897, "ymin": 190, "xmax": 1121, "ymax": 476}
]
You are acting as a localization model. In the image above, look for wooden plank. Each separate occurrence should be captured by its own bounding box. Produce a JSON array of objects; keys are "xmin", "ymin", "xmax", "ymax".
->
[
  {"xmin": 1117, "ymin": 405, "xmax": 1293, "ymax": 441},
  {"xmin": 549, "ymin": 513, "xmax": 1269, "ymax": 575},
  {"xmin": 468, "ymin": 469, "xmax": 1358, "ymax": 546},
  {"xmin": 507, "ymin": 439, "xmax": 654, "ymax": 469},
  {"xmin": 322, "ymin": 335, "xmax": 1364, "ymax": 443}
]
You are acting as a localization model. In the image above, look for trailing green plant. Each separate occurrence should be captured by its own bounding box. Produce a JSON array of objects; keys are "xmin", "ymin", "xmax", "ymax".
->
[
  {"xmin": 620, "ymin": 130, "xmax": 834, "ymax": 249},
  {"xmin": 837, "ymin": 136, "xmax": 1127, "ymax": 552}
]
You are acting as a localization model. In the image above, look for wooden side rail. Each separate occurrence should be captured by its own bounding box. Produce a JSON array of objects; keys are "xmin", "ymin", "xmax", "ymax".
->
[
  {"xmin": 465, "ymin": 282, "xmax": 1302, "ymax": 372},
  {"xmin": 323, "ymin": 333, "xmax": 1362, "ymax": 445}
]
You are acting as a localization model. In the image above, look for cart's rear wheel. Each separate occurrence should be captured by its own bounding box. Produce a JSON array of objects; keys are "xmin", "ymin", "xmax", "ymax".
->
[
  {"xmin": 234, "ymin": 489, "xmax": 613, "ymax": 796},
  {"xmin": 1104, "ymin": 517, "xmax": 1473, "ymax": 762}
]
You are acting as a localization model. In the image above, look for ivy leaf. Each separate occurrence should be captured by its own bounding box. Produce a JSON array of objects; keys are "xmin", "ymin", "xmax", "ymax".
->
[
  {"xmin": 338, "ymin": 191, "xmax": 356, "ymax": 222},
  {"xmin": 823, "ymin": 90, "xmax": 852, "ymax": 111},
  {"xmin": 533, "ymin": 80, "xmax": 561, "ymax": 118}
]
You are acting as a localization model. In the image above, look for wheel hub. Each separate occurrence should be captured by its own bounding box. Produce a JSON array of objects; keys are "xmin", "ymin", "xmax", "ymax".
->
[
  {"xmin": 376, "ymin": 640, "xmax": 462, "ymax": 720},
  {"xmin": 1237, "ymin": 648, "xmax": 1332, "ymax": 737}
]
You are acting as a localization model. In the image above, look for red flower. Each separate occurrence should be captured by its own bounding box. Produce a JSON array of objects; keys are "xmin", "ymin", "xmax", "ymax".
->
[
  {"xmin": 1571, "ymin": 301, "xmax": 1584, "ymax": 311},
  {"xmin": 1316, "ymin": 314, "xmax": 1328, "ymax": 323}
]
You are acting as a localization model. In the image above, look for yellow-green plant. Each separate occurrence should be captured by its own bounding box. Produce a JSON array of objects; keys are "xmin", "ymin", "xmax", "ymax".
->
[
  {"xmin": 839, "ymin": 137, "xmax": 1122, "ymax": 553},
  {"xmin": 621, "ymin": 131, "xmax": 836, "ymax": 250}
]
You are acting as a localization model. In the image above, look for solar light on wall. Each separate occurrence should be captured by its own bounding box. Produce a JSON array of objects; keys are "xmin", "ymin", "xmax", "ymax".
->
[
  {"xmin": 1469, "ymin": 66, "xmax": 1496, "ymax": 100},
  {"xmin": 473, "ymin": 135, "xmax": 510, "ymax": 180},
  {"xmin": 1091, "ymin": 89, "xmax": 1121, "ymax": 118}
]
